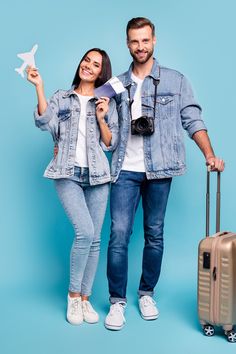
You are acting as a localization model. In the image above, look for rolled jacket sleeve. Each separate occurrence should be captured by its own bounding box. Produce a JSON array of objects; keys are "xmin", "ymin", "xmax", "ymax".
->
[
  {"xmin": 100, "ymin": 98, "xmax": 119, "ymax": 151},
  {"xmin": 180, "ymin": 75, "xmax": 207, "ymax": 138},
  {"xmin": 34, "ymin": 90, "xmax": 60, "ymax": 141}
]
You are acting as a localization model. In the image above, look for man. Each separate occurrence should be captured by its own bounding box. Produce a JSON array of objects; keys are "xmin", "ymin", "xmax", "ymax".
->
[{"xmin": 104, "ymin": 17, "xmax": 224, "ymax": 331}]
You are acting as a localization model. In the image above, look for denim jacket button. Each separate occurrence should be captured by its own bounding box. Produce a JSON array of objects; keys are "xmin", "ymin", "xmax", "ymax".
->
[{"xmin": 90, "ymin": 128, "xmax": 94, "ymax": 132}]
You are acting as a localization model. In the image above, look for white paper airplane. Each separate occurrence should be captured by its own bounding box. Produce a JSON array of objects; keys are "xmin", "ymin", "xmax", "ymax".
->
[{"xmin": 15, "ymin": 44, "xmax": 38, "ymax": 78}]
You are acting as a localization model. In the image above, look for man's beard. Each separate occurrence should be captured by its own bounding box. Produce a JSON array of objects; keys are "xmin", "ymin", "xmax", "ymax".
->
[{"xmin": 130, "ymin": 48, "xmax": 154, "ymax": 64}]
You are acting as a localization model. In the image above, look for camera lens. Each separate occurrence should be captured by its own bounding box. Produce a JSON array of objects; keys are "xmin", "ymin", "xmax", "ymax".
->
[
  {"xmin": 136, "ymin": 117, "xmax": 149, "ymax": 132},
  {"xmin": 131, "ymin": 116, "xmax": 154, "ymax": 136}
]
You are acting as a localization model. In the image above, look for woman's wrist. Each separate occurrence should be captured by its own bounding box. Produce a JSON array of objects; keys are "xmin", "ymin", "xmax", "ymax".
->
[
  {"xmin": 97, "ymin": 117, "xmax": 106, "ymax": 125},
  {"xmin": 36, "ymin": 82, "xmax": 44, "ymax": 91}
]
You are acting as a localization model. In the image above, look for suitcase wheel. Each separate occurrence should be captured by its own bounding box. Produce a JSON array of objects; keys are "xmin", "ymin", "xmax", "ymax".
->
[
  {"xmin": 226, "ymin": 330, "xmax": 236, "ymax": 343},
  {"xmin": 203, "ymin": 324, "xmax": 215, "ymax": 336}
]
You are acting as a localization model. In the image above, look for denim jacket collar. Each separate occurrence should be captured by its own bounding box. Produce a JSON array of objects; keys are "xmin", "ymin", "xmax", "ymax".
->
[
  {"xmin": 62, "ymin": 86, "xmax": 76, "ymax": 98},
  {"xmin": 123, "ymin": 58, "xmax": 160, "ymax": 87},
  {"xmin": 62, "ymin": 86, "xmax": 96, "ymax": 101}
]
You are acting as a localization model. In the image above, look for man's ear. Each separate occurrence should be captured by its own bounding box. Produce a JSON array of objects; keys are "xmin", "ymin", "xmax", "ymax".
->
[
  {"xmin": 126, "ymin": 37, "xmax": 130, "ymax": 49},
  {"xmin": 153, "ymin": 35, "xmax": 157, "ymax": 46}
]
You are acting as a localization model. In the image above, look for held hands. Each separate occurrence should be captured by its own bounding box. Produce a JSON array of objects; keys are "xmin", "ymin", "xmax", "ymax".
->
[
  {"xmin": 95, "ymin": 97, "xmax": 110, "ymax": 123},
  {"xmin": 26, "ymin": 66, "xmax": 43, "ymax": 87},
  {"xmin": 206, "ymin": 156, "xmax": 225, "ymax": 172}
]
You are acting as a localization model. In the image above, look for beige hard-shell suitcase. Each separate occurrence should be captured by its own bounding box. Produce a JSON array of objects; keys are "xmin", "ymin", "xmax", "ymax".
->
[{"xmin": 198, "ymin": 171, "xmax": 236, "ymax": 343}]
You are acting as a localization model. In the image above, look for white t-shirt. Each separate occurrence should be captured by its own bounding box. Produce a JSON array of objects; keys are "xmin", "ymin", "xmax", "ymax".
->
[
  {"xmin": 122, "ymin": 73, "xmax": 145, "ymax": 172},
  {"xmin": 74, "ymin": 93, "xmax": 92, "ymax": 167}
]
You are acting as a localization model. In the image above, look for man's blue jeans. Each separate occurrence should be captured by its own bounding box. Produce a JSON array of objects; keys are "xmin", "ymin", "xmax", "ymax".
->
[{"xmin": 107, "ymin": 170, "xmax": 172, "ymax": 303}]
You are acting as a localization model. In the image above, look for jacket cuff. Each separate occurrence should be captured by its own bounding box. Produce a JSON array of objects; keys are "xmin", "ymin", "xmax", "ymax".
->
[
  {"xmin": 34, "ymin": 103, "xmax": 52, "ymax": 127},
  {"xmin": 188, "ymin": 122, "xmax": 207, "ymax": 138}
]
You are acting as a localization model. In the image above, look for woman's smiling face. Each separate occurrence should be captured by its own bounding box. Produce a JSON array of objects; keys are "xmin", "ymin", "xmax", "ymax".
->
[{"xmin": 79, "ymin": 50, "xmax": 103, "ymax": 84}]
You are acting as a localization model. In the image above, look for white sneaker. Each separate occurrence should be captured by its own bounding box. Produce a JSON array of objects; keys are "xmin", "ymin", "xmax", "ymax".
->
[
  {"xmin": 104, "ymin": 302, "xmax": 126, "ymax": 330},
  {"xmin": 82, "ymin": 300, "xmax": 99, "ymax": 324},
  {"xmin": 139, "ymin": 295, "xmax": 159, "ymax": 320},
  {"xmin": 67, "ymin": 295, "xmax": 83, "ymax": 325}
]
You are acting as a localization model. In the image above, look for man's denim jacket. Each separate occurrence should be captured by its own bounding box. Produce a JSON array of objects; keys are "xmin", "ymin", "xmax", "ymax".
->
[
  {"xmin": 111, "ymin": 59, "xmax": 206, "ymax": 182},
  {"xmin": 34, "ymin": 87, "xmax": 118, "ymax": 186}
]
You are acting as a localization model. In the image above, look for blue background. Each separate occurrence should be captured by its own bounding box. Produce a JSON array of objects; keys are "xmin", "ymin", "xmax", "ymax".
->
[{"xmin": 1, "ymin": 0, "xmax": 236, "ymax": 353}]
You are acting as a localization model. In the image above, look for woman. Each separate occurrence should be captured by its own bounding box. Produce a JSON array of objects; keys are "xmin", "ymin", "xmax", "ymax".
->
[{"xmin": 27, "ymin": 48, "xmax": 118, "ymax": 325}]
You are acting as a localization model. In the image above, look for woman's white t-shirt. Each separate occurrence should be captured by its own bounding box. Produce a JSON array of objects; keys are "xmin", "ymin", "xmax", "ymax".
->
[{"xmin": 74, "ymin": 92, "xmax": 93, "ymax": 167}]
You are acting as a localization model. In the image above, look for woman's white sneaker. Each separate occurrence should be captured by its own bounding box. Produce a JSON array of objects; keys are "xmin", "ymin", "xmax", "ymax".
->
[
  {"xmin": 104, "ymin": 302, "xmax": 126, "ymax": 330},
  {"xmin": 82, "ymin": 300, "xmax": 99, "ymax": 323},
  {"xmin": 139, "ymin": 295, "xmax": 159, "ymax": 320},
  {"xmin": 67, "ymin": 295, "xmax": 83, "ymax": 325}
]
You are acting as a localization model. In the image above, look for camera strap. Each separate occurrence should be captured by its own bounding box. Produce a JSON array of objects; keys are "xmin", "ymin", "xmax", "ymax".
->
[{"xmin": 126, "ymin": 77, "xmax": 160, "ymax": 121}]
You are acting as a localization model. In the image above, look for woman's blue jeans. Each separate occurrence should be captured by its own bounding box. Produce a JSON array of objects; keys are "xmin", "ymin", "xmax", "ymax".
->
[
  {"xmin": 55, "ymin": 167, "xmax": 109, "ymax": 296},
  {"xmin": 107, "ymin": 170, "xmax": 172, "ymax": 303}
]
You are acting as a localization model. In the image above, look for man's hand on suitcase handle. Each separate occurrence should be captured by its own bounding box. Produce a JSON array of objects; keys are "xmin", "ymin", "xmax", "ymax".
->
[
  {"xmin": 206, "ymin": 156, "xmax": 225, "ymax": 172},
  {"xmin": 192, "ymin": 131, "xmax": 225, "ymax": 172}
]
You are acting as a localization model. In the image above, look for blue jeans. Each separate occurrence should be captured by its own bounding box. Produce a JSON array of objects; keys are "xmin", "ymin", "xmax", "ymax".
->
[
  {"xmin": 55, "ymin": 167, "xmax": 109, "ymax": 296},
  {"xmin": 107, "ymin": 170, "xmax": 172, "ymax": 303}
]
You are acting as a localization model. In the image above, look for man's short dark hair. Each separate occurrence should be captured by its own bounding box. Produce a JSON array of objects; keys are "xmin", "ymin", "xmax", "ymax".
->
[{"xmin": 126, "ymin": 17, "xmax": 155, "ymax": 38}]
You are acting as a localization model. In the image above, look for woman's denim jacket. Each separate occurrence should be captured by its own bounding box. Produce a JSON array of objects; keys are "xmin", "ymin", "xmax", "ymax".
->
[
  {"xmin": 111, "ymin": 59, "xmax": 207, "ymax": 182},
  {"xmin": 34, "ymin": 87, "xmax": 119, "ymax": 185}
]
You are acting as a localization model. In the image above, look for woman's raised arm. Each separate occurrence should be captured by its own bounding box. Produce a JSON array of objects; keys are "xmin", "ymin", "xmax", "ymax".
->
[{"xmin": 27, "ymin": 66, "xmax": 47, "ymax": 115}]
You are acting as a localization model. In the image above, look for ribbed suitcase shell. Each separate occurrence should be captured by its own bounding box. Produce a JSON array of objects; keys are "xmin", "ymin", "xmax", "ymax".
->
[
  {"xmin": 197, "ymin": 171, "xmax": 236, "ymax": 341},
  {"xmin": 198, "ymin": 231, "xmax": 236, "ymax": 330}
]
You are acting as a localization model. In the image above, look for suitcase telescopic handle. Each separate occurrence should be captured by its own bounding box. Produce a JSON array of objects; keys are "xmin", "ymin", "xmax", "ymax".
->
[{"xmin": 206, "ymin": 168, "xmax": 221, "ymax": 237}]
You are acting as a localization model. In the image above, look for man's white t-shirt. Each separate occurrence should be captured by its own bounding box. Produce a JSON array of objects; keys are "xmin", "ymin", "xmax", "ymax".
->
[
  {"xmin": 121, "ymin": 73, "xmax": 145, "ymax": 172},
  {"xmin": 74, "ymin": 93, "xmax": 92, "ymax": 167}
]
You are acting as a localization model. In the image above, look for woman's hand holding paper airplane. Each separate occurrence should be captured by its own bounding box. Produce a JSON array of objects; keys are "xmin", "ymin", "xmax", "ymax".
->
[
  {"xmin": 26, "ymin": 66, "xmax": 43, "ymax": 87},
  {"xmin": 26, "ymin": 66, "xmax": 47, "ymax": 115}
]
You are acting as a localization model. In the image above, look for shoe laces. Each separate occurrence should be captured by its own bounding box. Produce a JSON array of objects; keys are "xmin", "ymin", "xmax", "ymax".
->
[
  {"xmin": 141, "ymin": 295, "xmax": 156, "ymax": 307},
  {"xmin": 110, "ymin": 302, "xmax": 126, "ymax": 320},
  {"xmin": 82, "ymin": 300, "xmax": 95, "ymax": 314},
  {"xmin": 70, "ymin": 298, "xmax": 81, "ymax": 315}
]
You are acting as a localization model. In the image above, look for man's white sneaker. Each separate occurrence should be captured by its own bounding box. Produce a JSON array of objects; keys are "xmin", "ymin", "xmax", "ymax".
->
[
  {"xmin": 139, "ymin": 295, "xmax": 159, "ymax": 320},
  {"xmin": 104, "ymin": 302, "xmax": 126, "ymax": 330},
  {"xmin": 82, "ymin": 300, "xmax": 99, "ymax": 324},
  {"xmin": 67, "ymin": 295, "xmax": 83, "ymax": 325}
]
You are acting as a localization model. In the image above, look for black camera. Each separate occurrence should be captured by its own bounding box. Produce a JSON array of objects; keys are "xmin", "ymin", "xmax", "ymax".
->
[{"xmin": 131, "ymin": 116, "xmax": 155, "ymax": 136}]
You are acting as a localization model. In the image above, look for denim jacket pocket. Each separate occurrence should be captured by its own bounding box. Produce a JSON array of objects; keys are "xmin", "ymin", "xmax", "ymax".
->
[
  {"xmin": 58, "ymin": 109, "xmax": 72, "ymax": 122},
  {"xmin": 156, "ymin": 95, "xmax": 174, "ymax": 119},
  {"xmin": 57, "ymin": 109, "xmax": 72, "ymax": 142},
  {"xmin": 156, "ymin": 96, "xmax": 173, "ymax": 105}
]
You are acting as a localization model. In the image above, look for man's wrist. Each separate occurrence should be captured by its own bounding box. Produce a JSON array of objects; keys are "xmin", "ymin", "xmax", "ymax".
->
[{"xmin": 205, "ymin": 154, "xmax": 215, "ymax": 160}]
